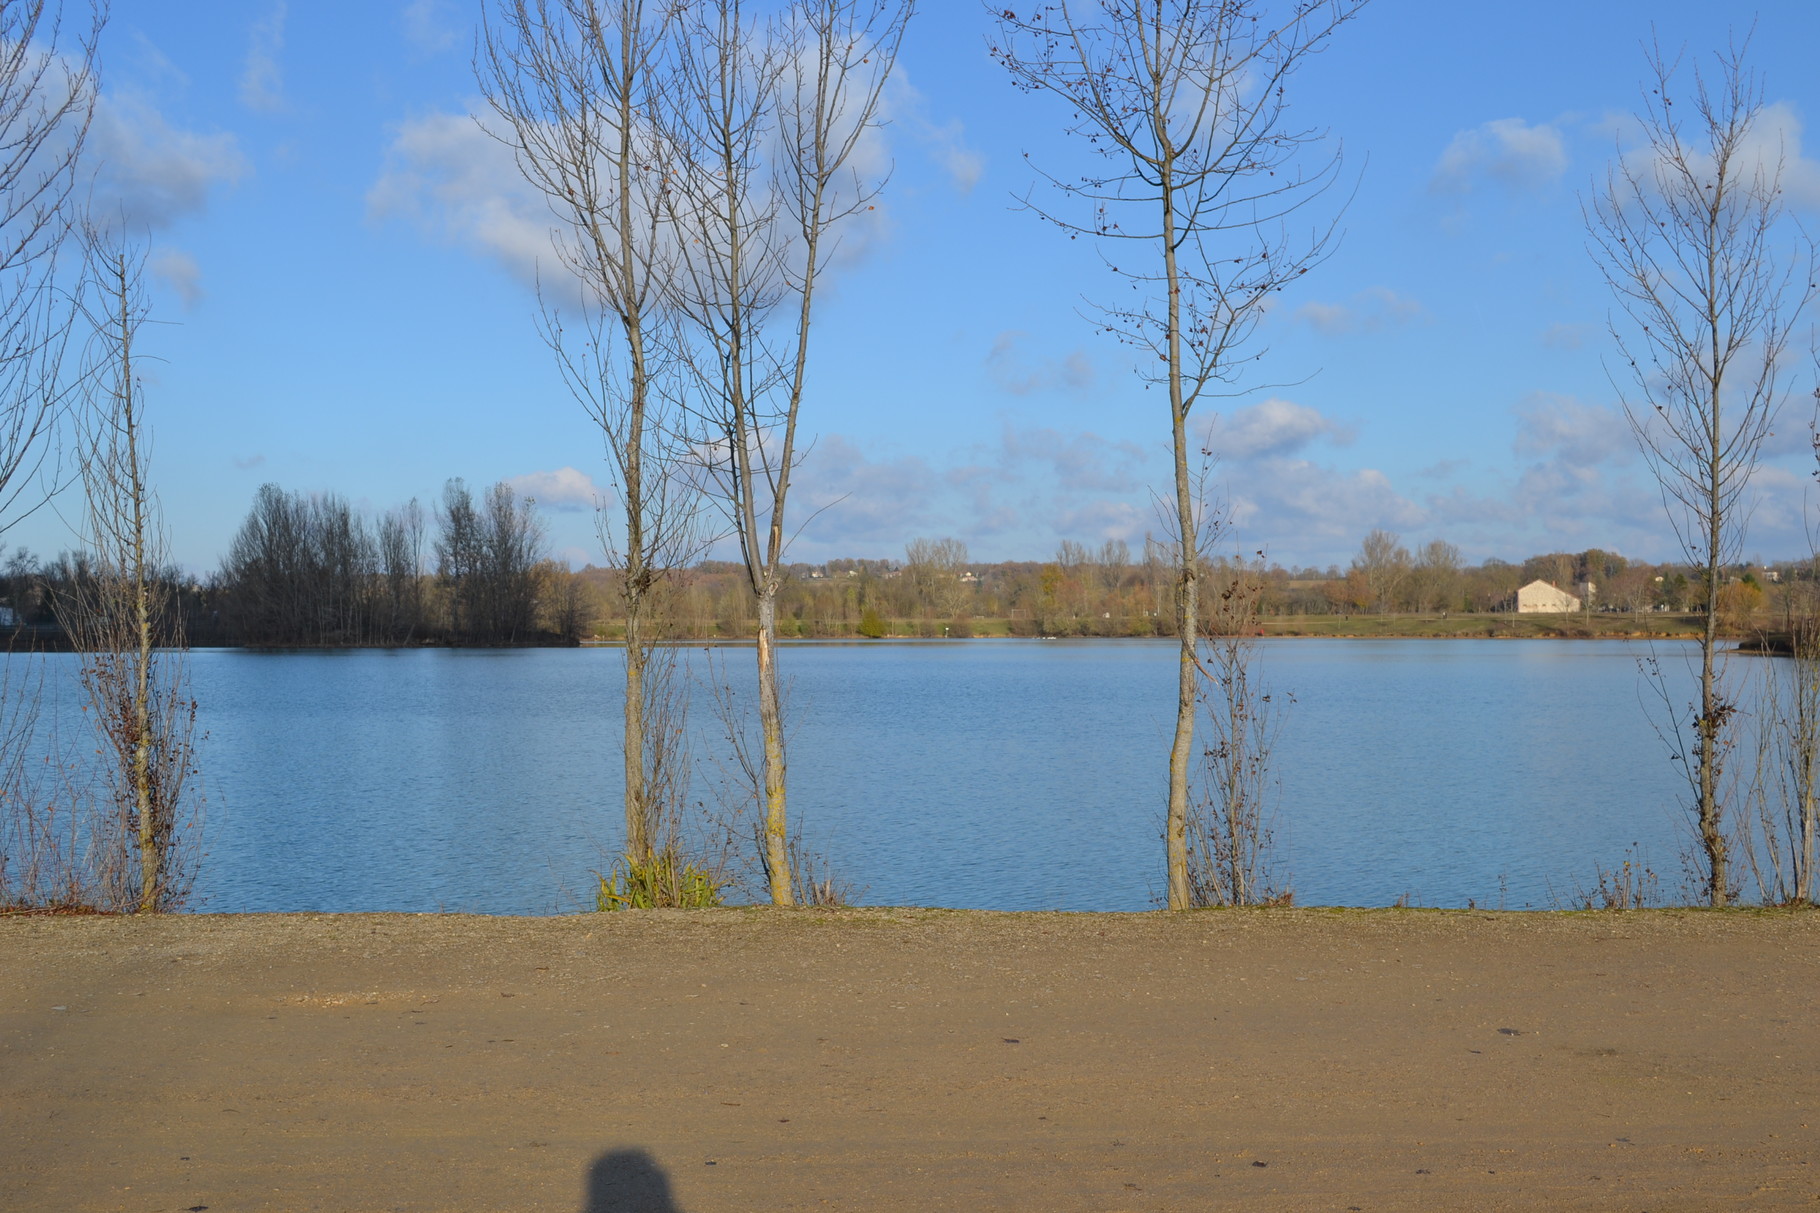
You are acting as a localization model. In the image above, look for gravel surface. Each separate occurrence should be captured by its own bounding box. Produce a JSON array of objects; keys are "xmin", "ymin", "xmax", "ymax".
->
[{"xmin": 4, "ymin": 907, "xmax": 1817, "ymax": 1211}]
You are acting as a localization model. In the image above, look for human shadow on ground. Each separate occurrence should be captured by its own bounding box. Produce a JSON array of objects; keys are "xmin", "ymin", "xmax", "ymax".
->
[{"xmin": 583, "ymin": 1148, "xmax": 682, "ymax": 1213}]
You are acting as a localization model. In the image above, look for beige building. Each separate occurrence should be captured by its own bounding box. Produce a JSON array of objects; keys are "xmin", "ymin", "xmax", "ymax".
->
[{"xmin": 1515, "ymin": 579, "xmax": 1582, "ymax": 613}]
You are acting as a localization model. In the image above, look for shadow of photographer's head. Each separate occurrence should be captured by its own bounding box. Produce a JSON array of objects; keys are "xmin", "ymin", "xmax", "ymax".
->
[{"xmin": 585, "ymin": 1147, "xmax": 681, "ymax": 1213}]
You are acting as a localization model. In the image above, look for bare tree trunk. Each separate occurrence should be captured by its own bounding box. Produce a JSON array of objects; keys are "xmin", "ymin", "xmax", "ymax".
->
[
  {"xmin": 1700, "ymin": 441, "xmax": 1726, "ymax": 903},
  {"xmin": 755, "ymin": 591, "xmax": 790, "ymax": 904},
  {"xmin": 1164, "ymin": 178, "xmax": 1194, "ymax": 911},
  {"xmin": 623, "ymin": 603, "xmax": 650, "ymax": 859},
  {"xmin": 126, "ymin": 276, "xmax": 157, "ymax": 912}
]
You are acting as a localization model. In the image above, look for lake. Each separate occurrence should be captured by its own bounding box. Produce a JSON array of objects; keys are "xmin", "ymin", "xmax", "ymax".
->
[{"xmin": 10, "ymin": 639, "xmax": 1739, "ymax": 913}]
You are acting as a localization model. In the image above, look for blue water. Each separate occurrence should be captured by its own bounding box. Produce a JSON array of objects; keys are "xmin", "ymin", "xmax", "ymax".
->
[{"xmin": 13, "ymin": 639, "xmax": 1723, "ymax": 912}]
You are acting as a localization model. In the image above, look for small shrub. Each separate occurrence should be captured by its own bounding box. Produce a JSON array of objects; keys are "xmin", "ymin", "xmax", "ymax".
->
[
  {"xmin": 857, "ymin": 607, "xmax": 886, "ymax": 639},
  {"xmin": 595, "ymin": 848, "xmax": 725, "ymax": 911}
]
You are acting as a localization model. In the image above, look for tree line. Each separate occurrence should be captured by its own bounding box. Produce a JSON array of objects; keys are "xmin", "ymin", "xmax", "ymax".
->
[
  {"xmin": 560, "ymin": 533, "xmax": 1782, "ymax": 642},
  {"xmin": 0, "ymin": 478, "xmax": 593, "ymax": 649}
]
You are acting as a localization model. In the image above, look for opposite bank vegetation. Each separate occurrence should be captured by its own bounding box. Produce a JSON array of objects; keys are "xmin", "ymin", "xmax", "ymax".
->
[{"xmin": 0, "ymin": 520, "xmax": 1791, "ymax": 648}]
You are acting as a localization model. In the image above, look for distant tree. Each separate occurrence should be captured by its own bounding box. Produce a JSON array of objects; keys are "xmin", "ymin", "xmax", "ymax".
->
[
  {"xmin": 1522, "ymin": 552, "xmax": 1575, "ymax": 591},
  {"xmin": 436, "ymin": 479, "xmax": 548, "ymax": 644},
  {"xmin": 905, "ymin": 536, "xmax": 969, "ymax": 618},
  {"xmin": 436, "ymin": 478, "xmax": 482, "ymax": 640},
  {"xmin": 376, "ymin": 500, "xmax": 425, "ymax": 644},
  {"xmin": 1588, "ymin": 40, "xmax": 1813, "ymax": 904},
  {"xmin": 1352, "ymin": 529, "xmax": 1410, "ymax": 613},
  {"xmin": 1412, "ymin": 538, "xmax": 1461, "ymax": 613},
  {"xmin": 474, "ymin": 482, "xmax": 547, "ymax": 643}
]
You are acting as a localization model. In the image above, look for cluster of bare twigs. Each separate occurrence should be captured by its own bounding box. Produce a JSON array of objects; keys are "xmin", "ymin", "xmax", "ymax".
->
[
  {"xmin": 1186, "ymin": 554, "xmax": 1291, "ymax": 907},
  {"xmin": 1565, "ymin": 844, "xmax": 1661, "ymax": 912},
  {"xmin": 1740, "ymin": 577, "xmax": 1820, "ymax": 905}
]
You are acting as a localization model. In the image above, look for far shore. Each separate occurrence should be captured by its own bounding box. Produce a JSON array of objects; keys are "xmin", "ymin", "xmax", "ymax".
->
[{"xmin": 7, "ymin": 907, "xmax": 1818, "ymax": 1211}]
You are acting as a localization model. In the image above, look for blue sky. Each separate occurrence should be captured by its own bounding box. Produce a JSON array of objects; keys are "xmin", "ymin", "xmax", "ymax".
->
[{"xmin": 32, "ymin": 0, "xmax": 1820, "ymax": 573}]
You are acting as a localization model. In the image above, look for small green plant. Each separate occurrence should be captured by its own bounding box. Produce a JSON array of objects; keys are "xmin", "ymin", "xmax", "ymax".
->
[
  {"xmin": 595, "ymin": 848, "xmax": 725, "ymax": 911},
  {"xmin": 857, "ymin": 606, "xmax": 887, "ymax": 639}
]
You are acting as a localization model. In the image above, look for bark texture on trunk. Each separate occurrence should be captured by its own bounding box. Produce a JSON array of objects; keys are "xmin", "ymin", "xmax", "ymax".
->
[
  {"xmin": 755, "ymin": 592, "xmax": 792, "ymax": 905},
  {"xmin": 1162, "ymin": 164, "xmax": 1193, "ymax": 913}
]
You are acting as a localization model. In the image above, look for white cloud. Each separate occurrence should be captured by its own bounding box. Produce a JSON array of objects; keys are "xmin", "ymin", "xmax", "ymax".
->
[
  {"xmin": 985, "ymin": 331, "xmax": 1095, "ymax": 396},
  {"xmin": 999, "ymin": 424, "xmax": 1148, "ymax": 493},
  {"xmin": 1294, "ymin": 287, "xmax": 1425, "ymax": 337},
  {"xmin": 505, "ymin": 466, "xmax": 601, "ymax": 512},
  {"xmin": 150, "ymin": 248, "xmax": 203, "ymax": 308},
  {"xmin": 1049, "ymin": 498, "xmax": 1147, "ymax": 545},
  {"xmin": 89, "ymin": 91, "xmax": 247, "ymax": 229},
  {"xmin": 1753, "ymin": 101, "xmax": 1820, "ymax": 210},
  {"xmin": 1541, "ymin": 322, "xmax": 1593, "ymax": 351},
  {"xmin": 369, "ymin": 107, "xmax": 561, "ymax": 291},
  {"xmin": 884, "ymin": 69, "xmax": 984, "ymax": 194},
  {"xmin": 793, "ymin": 435, "xmax": 939, "ymax": 549},
  {"xmin": 403, "ymin": 0, "xmax": 460, "ymax": 56},
  {"xmin": 1207, "ymin": 398, "xmax": 1353, "ymax": 461},
  {"xmin": 1225, "ymin": 459, "xmax": 1426, "ymax": 544},
  {"xmin": 1431, "ymin": 117, "xmax": 1567, "ymax": 194},
  {"xmin": 240, "ymin": 3, "xmax": 288, "ymax": 114},
  {"xmin": 1511, "ymin": 392, "xmax": 1630, "ymax": 468},
  {"xmin": 1609, "ymin": 96, "xmax": 1820, "ymax": 214}
]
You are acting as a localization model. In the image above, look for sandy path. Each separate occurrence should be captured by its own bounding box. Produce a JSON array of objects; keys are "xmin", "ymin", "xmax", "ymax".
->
[{"xmin": 2, "ymin": 908, "xmax": 1816, "ymax": 1211}]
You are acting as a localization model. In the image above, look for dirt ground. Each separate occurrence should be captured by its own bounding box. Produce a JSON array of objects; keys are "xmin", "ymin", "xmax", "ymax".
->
[{"xmin": 3, "ymin": 908, "xmax": 1816, "ymax": 1212}]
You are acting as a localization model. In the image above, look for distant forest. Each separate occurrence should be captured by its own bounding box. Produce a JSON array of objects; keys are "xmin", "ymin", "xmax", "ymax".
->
[{"xmin": 0, "ymin": 488, "xmax": 1793, "ymax": 648}]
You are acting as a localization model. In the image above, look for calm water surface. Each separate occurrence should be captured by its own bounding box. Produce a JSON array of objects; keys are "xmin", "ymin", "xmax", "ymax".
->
[{"xmin": 39, "ymin": 639, "xmax": 1723, "ymax": 913}]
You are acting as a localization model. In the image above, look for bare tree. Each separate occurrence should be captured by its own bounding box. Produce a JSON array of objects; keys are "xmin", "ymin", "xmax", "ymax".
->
[
  {"xmin": 1587, "ymin": 40, "xmax": 1814, "ymax": 905},
  {"xmin": 0, "ymin": 1, "xmax": 102, "ymax": 528},
  {"xmin": 435, "ymin": 477, "xmax": 481, "ymax": 639},
  {"xmin": 905, "ymin": 535, "xmax": 968, "ymax": 618},
  {"xmin": 479, "ymin": 0, "xmax": 704, "ymax": 866},
  {"xmin": 1351, "ymin": 528, "xmax": 1410, "ymax": 614},
  {"xmin": 434, "ymin": 478, "xmax": 549, "ymax": 644},
  {"xmin": 53, "ymin": 228, "xmax": 200, "ymax": 913},
  {"xmin": 376, "ymin": 499, "xmax": 425, "ymax": 643},
  {"xmin": 667, "ymin": 0, "xmax": 909, "ymax": 904},
  {"xmin": 0, "ymin": 0, "xmax": 106, "ymax": 910},
  {"xmin": 1412, "ymin": 538, "xmax": 1461, "ymax": 613},
  {"xmin": 993, "ymin": 0, "xmax": 1365, "ymax": 909}
]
